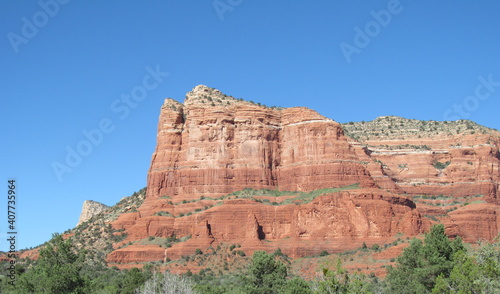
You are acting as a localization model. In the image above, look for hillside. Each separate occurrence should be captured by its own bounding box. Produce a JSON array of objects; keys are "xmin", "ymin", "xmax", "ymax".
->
[{"xmin": 342, "ymin": 115, "xmax": 498, "ymax": 142}]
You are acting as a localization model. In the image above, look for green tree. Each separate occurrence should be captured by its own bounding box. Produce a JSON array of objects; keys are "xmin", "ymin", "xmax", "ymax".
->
[
  {"xmin": 17, "ymin": 234, "xmax": 87, "ymax": 293},
  {"xmin": 194, "ymin": 283, "xmax": 226, "ymax": 294},
  {"xmin": 421, "ymin": 225, "xmax": 464, "ymax": 289},
  {"xmin": 386, "ymin": 224, "xmax": 465, "ymax": 293},
  {"xmin": 474, "ymin": 238, "xmax": 500, "ymax": 291},
  {"xmin": 244, "ymin": 251, "xmax": 287, "ymax": 294},
  {"xmin": 315, "ymin": 259, "xmax": 351, "ymax": 294},
  {"xmin": 432, "ymin": 237, "xmax": 500, "ymax": 293},
  {"xmin": 119, "ymin": 268, "xmax": 150, "ymax": 294},
  {"xmin": 280, "ymin": 276, "xmax": 312, "ymax": 294},
  {"xmin": 386, "ymin": 238, "xmax": 427, "ymax": 294},
  {"xmin": 432, "ymin": 251, "xmax": 480, "ymax": 294}
]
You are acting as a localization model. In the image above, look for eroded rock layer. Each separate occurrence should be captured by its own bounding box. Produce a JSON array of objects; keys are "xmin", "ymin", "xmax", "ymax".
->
[
  {"xmin": 107, "ymin": 189, "xmax": 426, "ymax": 263},
  {"xmin": 342, "ymin": 116, "xmax": 500, "ymax": 203}
]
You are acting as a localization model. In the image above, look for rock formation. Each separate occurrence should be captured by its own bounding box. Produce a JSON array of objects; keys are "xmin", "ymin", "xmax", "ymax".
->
[
  {"xmin": 145, "ymin": 85, "xmax": 374, "ymax": 207},
  {"xmin": 77, "ymin": 200, "xmax": 110, "ymax": 226},
  {"xmin": 107, "ymin": 188, "xmax": 425, "ymax": 265},
  {"xmin": 342, "ymin": 116, "xmax": 500, "ymax": 202},
  {"xmin": 104, "ymin": 85, "xmax": 500, "ymax": 267}
]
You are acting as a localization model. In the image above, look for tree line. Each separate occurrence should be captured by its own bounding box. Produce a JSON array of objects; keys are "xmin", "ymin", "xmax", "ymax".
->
[{"xmin": 1, "ymin": 224, "xmax": 498, "ymax": 293}]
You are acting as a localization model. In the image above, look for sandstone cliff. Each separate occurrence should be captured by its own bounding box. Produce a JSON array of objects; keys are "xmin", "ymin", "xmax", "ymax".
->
[
  {"xmin": 146, "ymin": 85, "xmax": 374, "ymax": 205},
  {"xmin": 107, "ymin": 188, "xmax": 424, "ymax": 265},
  {"xmin": 342, "ymin": 116, "xmax": 500, "ymax": 202},
  {"xmin": 103, "ymin": 85, "xmax": 500, "ymax": 268}
]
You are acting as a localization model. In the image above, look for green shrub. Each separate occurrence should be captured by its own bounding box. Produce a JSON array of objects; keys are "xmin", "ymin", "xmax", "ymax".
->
[
  {"xmin": 433, "ymin": 161, "xmax": 451, "ymax": 170},
  {"xmin": 274, "ymin": 248, "xmax": 285, "ymax": 257},
  {"xmin": 319, "ymin": 250, "xmax": 329, "ymax": 256}
]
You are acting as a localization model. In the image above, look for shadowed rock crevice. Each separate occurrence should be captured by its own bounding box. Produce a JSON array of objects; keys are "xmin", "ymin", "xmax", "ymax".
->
[
  {"xmin": 257, "ymin": 224, "xmax": 265, "ymax": 240},
  {"xmin": 205, "ymin": 220, "xmax": 213, "ymax": 238}
]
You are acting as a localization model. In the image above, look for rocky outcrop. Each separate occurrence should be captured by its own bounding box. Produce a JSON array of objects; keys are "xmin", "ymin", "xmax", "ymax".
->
[
  {"xmin": 105, "ymin": 86, "xmax": 499, "ymax": 266},
  {"xmin": 444, "ymin": 203, "xmax": 500, "ymax": 242},
  {"xmin": 77, "ymin": 200, "xmax": 110, "ymax": 226},
  {"xmin": 107, "ymin": 189, "xmax": 426, "ymax": 264},
  {"xmin": 145, "ymin": 85, "xmax": 375, "ymax": 212},
  {"xmin": 107, "ymin": 245, "xmax": 167, "ymax": 264},
  {"xmin": 342, "ymin": 116, "xmax": 500, "ymax": 202}
]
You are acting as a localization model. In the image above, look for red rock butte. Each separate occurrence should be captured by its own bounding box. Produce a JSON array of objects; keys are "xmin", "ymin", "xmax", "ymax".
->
[{"xmin": 107, "ymin": 85, "xmax": 500, "ymax": 266}]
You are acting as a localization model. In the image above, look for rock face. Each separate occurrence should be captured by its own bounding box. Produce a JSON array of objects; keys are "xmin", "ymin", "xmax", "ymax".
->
[
  {"xmin": 146, "ymin": 85, "xmax": 374, "ymax": 206},
  {"xmin": 342, "ymin": 116, "xmax": 500, "ymax": 203},
  {"xmin": 444, "ymin": 202, "xmax": 500, "ymax": 242},
  {"xmin": 108, "ymin": 189, "xmax": 425, "ymax": 264},
  {"xmin": 77, "ymin": 200, "xmax": 110, "ymax": 226},
  {"xmin": 105, "ymin": 85, "xmax": 500, "ymax": 267}
]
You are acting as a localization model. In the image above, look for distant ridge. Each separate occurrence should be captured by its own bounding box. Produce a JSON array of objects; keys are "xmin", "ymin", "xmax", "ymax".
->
[{"xmin": 342, "ymin": 115, "xmax": 498, "ymax": 142}]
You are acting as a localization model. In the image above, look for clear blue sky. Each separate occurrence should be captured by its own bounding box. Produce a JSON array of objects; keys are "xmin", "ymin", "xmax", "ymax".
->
[{"xmin": 1, "ymin": 1, "xmax": 499, "ymax": 251}]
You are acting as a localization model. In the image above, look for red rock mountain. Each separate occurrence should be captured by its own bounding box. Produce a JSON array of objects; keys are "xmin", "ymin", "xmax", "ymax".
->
[{"xmin": 106, "ymin": 85, "xmax": 500, "ymax": 267}]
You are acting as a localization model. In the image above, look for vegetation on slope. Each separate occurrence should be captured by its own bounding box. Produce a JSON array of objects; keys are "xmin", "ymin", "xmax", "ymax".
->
[
  {"xmin": 341, "ymin": 116, "xmax": 498, "ymax": 142},
  {"xmin": 1, "ymin": 184, "xmax": 497, "ymax": 293},
  {"xmin": 2, "ymin": 224, "xmax": 498, "ymax": 293}
]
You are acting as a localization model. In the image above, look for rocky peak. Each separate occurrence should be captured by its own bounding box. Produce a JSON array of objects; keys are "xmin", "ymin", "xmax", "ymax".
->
[
  {"xmin": 187, "ymin": 85, "xmax": 224, "ymax": 98},
  {"xmin": 77, "ymin": 200, "xmax": 110, "ymax": 226},
  {"xmin": 162, "ymin": 98, "xmax": 184, "ymax": 111},
  {"xmin": 184, "ymin": 85, "xmax": 237, "ymax": 107}
]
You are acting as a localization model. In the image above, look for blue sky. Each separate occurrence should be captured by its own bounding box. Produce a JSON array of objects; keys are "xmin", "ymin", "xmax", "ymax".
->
[{"xmin": 1, "ymin": 0, "xmax": 499, "ymax": 251}]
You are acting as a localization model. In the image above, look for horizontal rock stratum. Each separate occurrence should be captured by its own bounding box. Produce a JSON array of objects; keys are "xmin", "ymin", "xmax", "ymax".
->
[{"xmin": 106, "ymin": 85, "xmax": 499, "ymax": 267}]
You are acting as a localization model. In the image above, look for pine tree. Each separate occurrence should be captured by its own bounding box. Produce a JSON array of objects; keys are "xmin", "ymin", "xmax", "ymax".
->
[
  {"xmin": 244, "ymin": 251, "xmax": 287, "ymax": 294},
  {"xmin": 17, "ymin": 234, "xmax": 87, "ymax": 293},
  {"xmin": 386, "ymin": 224, "xmax": 465, "ymax": 293}
]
